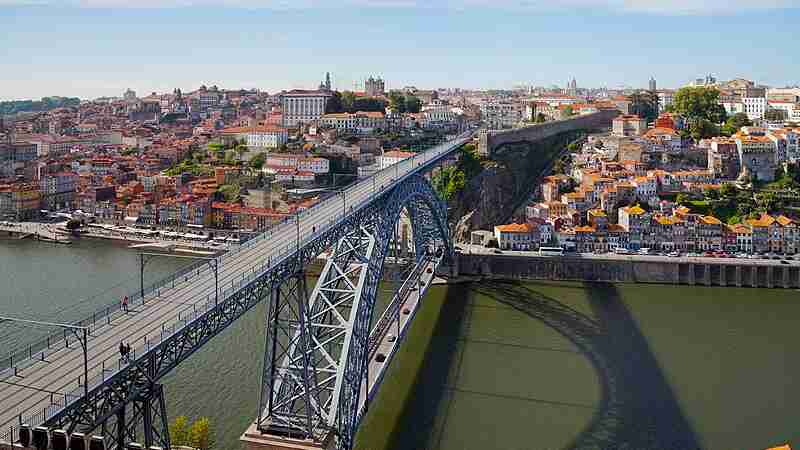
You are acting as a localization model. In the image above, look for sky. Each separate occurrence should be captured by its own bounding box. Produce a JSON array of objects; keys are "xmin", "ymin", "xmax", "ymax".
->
[{"xmin": 1, "ymin": 0, "xmax": 799, "ymax": 100}]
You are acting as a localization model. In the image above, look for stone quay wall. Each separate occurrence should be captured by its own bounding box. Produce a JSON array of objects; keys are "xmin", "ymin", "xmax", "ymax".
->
[
  {"xmin": 453, "ymin": 253, "xmax": 800, "ymax": 289},
  {"xmin": 478, "ymin": 109, "xmax": 620, "ymax": 156}
]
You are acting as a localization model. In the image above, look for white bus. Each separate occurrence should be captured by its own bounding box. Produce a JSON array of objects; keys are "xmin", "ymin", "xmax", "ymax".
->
[{"xmin": 539, "ymin": 247, "xmax": 564, "ymax": 257}]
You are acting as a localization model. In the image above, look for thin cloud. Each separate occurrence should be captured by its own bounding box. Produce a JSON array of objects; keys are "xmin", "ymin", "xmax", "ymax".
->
[{"xmin": 1, "ymin": 0, "xmax": 798, "ymax": 14}]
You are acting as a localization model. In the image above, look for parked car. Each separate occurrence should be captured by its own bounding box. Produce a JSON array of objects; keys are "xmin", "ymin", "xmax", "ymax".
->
[{"xmin": 668, "ymin": 251, "xmax": 680, "ymax": 257}]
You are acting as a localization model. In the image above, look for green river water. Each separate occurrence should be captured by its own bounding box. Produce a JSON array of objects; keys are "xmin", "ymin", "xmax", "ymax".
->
[{"xmin": 1, "ymin": 239, "xmax": 798, "ymax": 449}]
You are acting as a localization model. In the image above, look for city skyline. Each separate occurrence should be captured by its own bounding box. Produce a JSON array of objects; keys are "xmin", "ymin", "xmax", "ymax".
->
[{"xmin": 2, "ymin": 1, "xmax": 800, "ymax": 100}]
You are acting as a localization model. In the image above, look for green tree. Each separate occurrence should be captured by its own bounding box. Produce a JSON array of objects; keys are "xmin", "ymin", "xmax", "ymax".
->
[
  {"xmin": 628, "ymin": 90, "xmax": 659, "ymax": 122},
  {"xmin": 218, "ymin": 184, "xmax": 241, "ymax": 202},
  {"xmin": 325, "ymin": 91, "xmax": 345, "ymax": 113},
  {"xmin": 405, "ymin": 96, "xmax": 422, "ymax": 113},
  {"xmin": 703, "ymin": 187, "xmax": 719, "ymax": 201},
  {"xmin": 169, "ymin": 416, "xmax": 190, "ymax": 447},
  {"xmin": 671, "ymin": 86, "xmax": 727, "ymax": 139},
  {"xmin": 535, "ymin": 112, "xmax": 547, "ymax": 123},
  {"xmin": 234, "ymin": 144, "xmax": 248, "ymax": 161},
  {"xmin": 340, "ymin": 91, "xmax": 357, "ymax": 112},
  {"xmin": 249, "ymin": 152, "xmax": 266, "ymax": 170},
  {"xmin": 675, "ymin": 193, "xmax": 690, "ymax": 205},
  {"xmin": 560, "ymin": 106, "xmax": 574, "ymax": 118},
  {"xmin": 721, "ymin": 112, "xmax": 752, "ymax": 135},
  {"xmin": 189, "ymin": 417, "xmax": 215, "ymax": 450},
  {"xmin": 719, "ymin": 182, "xmax": 737, "ymax": 198},
  {"xmin": 388, "ymin": 91, "xmax": 407, "ymax": 113}
]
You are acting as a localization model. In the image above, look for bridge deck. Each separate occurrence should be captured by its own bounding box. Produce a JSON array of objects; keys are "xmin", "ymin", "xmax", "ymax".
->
[{"xmin": 0, "ymin": 131, "xmax": 474, "ymax": 440}]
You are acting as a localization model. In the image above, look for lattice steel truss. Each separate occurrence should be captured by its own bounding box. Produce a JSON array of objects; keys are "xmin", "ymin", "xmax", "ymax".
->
[
  {"xmin": 37, "ymin": 174, "xmax": 450, "ymax": 450},
  {"xmin": 257, "ymin": 175, "xmax": 451, "ymax": 449}
]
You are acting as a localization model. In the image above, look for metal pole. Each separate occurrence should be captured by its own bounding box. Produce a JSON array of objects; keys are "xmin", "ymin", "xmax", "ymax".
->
[
  {"xmin": 140, "ymin": 253, "xmax": 145, "ymax": 302},
  {"xmin": 82, "ymin": 328, "xmax": 89, "ymax": 399},
  {"xmin": 214, "ymin": 261, "xmax": 219, "ymax": 305}
]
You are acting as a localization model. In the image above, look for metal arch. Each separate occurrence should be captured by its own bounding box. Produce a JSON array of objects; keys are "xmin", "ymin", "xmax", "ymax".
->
[
  {"xmin": 334, "ymin": 174, "xmax": 450, "ymax": 449},
  {"xmin": 256, "ymin": 174, "xmax": 450, "ymax": 449}
]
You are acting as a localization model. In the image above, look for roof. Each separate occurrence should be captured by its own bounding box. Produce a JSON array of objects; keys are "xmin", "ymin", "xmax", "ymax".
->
[
  {"xmin": 748, "ymin": 214, "xmax": 776, "ymax": 227},
  {"xmin": 700, "ymin": 215, "xmax": 722, "ymax": 225},
  {"xmin": 776, "ymin": 215, "xmax": 794, "ymax": 226},
  {"xmin": 623, "ymin": 205, "xmax": 645, "ymax": 215},
  {"xmin": 765, "ymin": 445, "xmax": 791, "ymax": 450},
  {"xmin": 495, "ymin": 223, "xmax": 534, "ymax": 233}
]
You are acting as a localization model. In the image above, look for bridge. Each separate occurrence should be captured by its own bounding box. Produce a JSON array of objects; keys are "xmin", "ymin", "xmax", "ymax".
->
[{"xmin": 0, "ymin": 130, "xmax": 473, "ymax": 450}]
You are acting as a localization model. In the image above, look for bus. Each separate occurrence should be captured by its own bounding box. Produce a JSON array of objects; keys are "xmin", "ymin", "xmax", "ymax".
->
[{"xmin": 539, "ymin": 247, "xmax": 564, "ymax": 257}]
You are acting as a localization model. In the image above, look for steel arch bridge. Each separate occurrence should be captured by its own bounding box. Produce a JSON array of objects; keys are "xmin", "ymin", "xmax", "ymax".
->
[
  {"xmin": 257, "ymin": 174, "xmax": 451, "ymax": 449},
  {"xmin": 1, "ymin": 128, "xmax": 466, "ymax": 450}
]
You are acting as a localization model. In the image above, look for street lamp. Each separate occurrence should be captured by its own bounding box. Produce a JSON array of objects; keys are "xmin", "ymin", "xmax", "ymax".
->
[{"xmin": 0, "ymin": 316, "xmax": 90, "ymax": 399}]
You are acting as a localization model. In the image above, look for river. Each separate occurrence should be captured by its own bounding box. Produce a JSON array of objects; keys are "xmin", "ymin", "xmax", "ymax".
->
[{"xmin": 2, "ymin": 239, "xmax": 799, "ymax": 449}]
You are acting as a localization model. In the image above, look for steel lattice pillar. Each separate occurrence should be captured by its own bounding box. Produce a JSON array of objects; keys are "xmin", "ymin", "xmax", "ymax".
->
[
  {"xmin": 104, "ymin": 383, "xmax": 170, "ymax": 450},
  {"xmin": 256, "ymin": 174, "xmax": 452, "ymax": 450}
]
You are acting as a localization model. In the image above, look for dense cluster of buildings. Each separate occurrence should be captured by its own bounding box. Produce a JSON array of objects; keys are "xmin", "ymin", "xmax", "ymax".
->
[{"xmin": 0, "ymin": 74, "xmax": 471, "ymax": 229}]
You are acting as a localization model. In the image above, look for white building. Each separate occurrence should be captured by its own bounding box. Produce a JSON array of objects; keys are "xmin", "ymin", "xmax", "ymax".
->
[
  {"xmin": 281, "ymin": 90, "xmax": 332, "ymax": 127},
  {"xmin": 494, "ymin": 223, "xmax": 535, "ymax": 250},
  {"xmin": 480, "ymin": 101, "xmax": 525, "ymax": 130},
  {"xmin": 743, "ymin": 96, "xmax": 767, "ymax": 121},
  {"xmin": 319, "ymin": 111, "xmax": 386, "ymax": 134},
  {"xmin": 298, "ymin": 157, "xmax": 330, "ymax": 174},
  {"xmin": 379, "ymin": 150, "xmax": 415, "ymax": 169},
  {"xmin": 221, "ymin": 125, "xmax": 288, "ymax": 149}
]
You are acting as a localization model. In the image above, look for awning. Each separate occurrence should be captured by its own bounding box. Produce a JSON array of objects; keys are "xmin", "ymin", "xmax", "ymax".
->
[{"xmin": 124, "ymin": 216, "xmax": 139, "ymax": 223}]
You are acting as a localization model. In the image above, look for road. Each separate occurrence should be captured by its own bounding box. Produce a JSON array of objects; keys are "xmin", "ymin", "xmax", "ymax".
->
[
  {"xmin": 0, "ymin": 130, "xmax": 475, "ymax": 439},
  {"xmin": 458, "ymin": 243, "xmax": 800, "ymax": 267}
]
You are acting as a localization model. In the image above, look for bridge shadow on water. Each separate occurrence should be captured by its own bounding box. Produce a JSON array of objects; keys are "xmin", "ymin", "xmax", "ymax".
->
[{"xmin": 390, "ymin": 280, "xmax": 703, "ymax": 450}]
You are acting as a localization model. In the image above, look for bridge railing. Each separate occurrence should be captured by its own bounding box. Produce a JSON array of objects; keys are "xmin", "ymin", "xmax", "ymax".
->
[{"xmin": 0, "ymin": 131, "xmax": 476, "ymax": 440}]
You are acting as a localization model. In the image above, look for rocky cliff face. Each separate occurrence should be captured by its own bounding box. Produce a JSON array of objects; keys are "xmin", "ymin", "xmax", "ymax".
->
[{"xmin": 451, "ymin": 131, "xmax": 581, "ymax": 242}]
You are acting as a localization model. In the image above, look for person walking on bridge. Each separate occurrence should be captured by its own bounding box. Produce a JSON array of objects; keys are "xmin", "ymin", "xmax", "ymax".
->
[{"xmin": 121, "ymin": 295, "xmax": 129, "ymax": 313}]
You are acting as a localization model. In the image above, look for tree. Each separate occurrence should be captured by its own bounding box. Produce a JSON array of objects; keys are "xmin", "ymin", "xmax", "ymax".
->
[
  {"xmin": 560, "ymin": 106, "xmax": 574, "ymax": 118},
  {"xmin": 675, "ymin": 193, "xmax": 690, "ymax": 206},
  {"xmin": 340, "ymin": 91, "xmax": 357, "ymax": 112},
  {"xmin": 671, "ymin": 86, "xmax": 727, "ymax": 139},
  {"xmin": 721, "ymin": 112, "xmax": 752, "ymax": 135},
  {"xmin": 388, "ymin": 91, "xmax": 407, "ymax": 113},
  {"xmin": 535, "ymin": 112, "xmax": 547, "ymax": 123},
  {"xmin": 249, "ymin": 152, "xmax": 266, "ymax": 170},
  {"xmin": 218, "ymin": 184, "xmax": 241, "ymax": 202},
  {"xmin": 325, "ymin": 91, "xmax": 345, "ymax": 113},
  {"xmin": 719, "ymin": 182, "xmax": 737, "ymax": 198},
  {"xmin": 703, "ymin": 187, "xmax": 719, "ymax": 201},
  {"xmin": 405, "ymin": 96, "xmax": 422, "ymax": 113},
  {"xmin": 169, "ymin": 416, "xmax": 190, "ymax": 447},
  {"xmin": 628, "ymin": 90, "xmax": 659, "ymax": 122},
  {"xmin": 234, "ymin": 144, "xmax": 248, "ymax": 161},
  {"xmin": 189, "ymin": 417, "xmax": 215, "ymax": 450}
]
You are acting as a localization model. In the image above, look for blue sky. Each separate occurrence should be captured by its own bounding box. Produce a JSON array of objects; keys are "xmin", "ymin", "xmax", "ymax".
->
[{"xmin": 1, "ymin": 0, "xmax": 799, "ymax": 100}]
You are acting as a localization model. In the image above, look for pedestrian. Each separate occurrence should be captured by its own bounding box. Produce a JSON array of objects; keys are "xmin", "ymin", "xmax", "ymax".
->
[
  {"xmin": 119, "ymin": 341, "xmax": 126, "ymax": 361},
  {"xmin": 122, "ymin": 295, "xmax": 129, "ymax": 313},
  {"xmin": 125, "ymin": 343, "xmax": 132, "ymax": 360}
]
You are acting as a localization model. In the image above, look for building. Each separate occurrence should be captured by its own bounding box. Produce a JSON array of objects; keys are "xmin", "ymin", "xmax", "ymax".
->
[
  {"xmin": 480, "ymin": 101, "xmax": 524, "ymax": 130},
  {"xmin": 743, "ymin": 96, "xmax": 768, "ymax": 121},
  {"xmin": 281, "ymin": 90, "xmax": 333, "ymax": 127},
  {"xmin": 40, "ymin": 171, "xmax": 78, "ymax": 210},
  {"xmin": 319, "ymin": 111, "xmax": 386, "ymax": 134},
  {"xmin": 379, "ymin": 150, "xmax": 415, "ymax": 168},
  {"xmin": 612, "ymin": 115, "xmax": 647, "ymax": 137},
  {"xmin": 735, "ymin": 131, "xmax": 777, "ymax": 182},
  {"xmin": 221, "ymin": 125, "xmax": 288, "ymax": 149},
  {"xmin": 494, "ymin": 223, "xmax": 535, "ymax": 250},
  {"xmin": 365, "ymin": 77, "xmax": 385, "ymax": 97},
  {"xmin": 648, "ymin": 77, "xmax": 657, "ymax": 92},
  {"xmin": 707, "ymin": 137, "xmax": 740, "ymax": 179}
]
